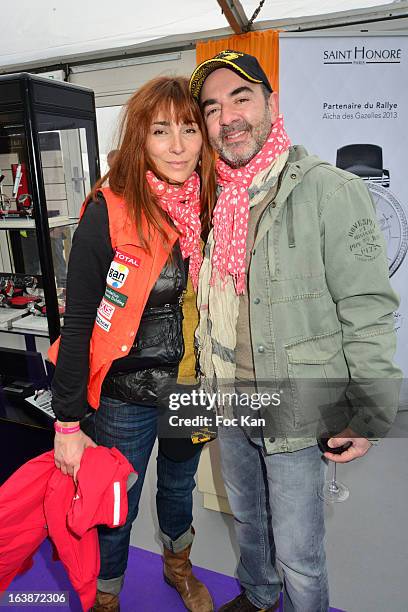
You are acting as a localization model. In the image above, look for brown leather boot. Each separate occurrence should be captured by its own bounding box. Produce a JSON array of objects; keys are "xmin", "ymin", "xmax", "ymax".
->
[
  {"xmin": 163, "ymin": 544, "xmax": 214, "ymax": 611},
  {"xmin": 91, "ymin": 590, "xmax": 120, "ymax": 612}
]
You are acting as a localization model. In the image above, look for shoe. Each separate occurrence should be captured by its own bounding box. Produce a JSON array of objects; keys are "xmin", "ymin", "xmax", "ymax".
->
[
  {"xmin": 163, "ymin": 542, "xmax": 214, "ymax": 611},
  {"xmin": 91, "ymin": 590, "xmax": 120, "ymax": 612},
  {"xmin": 218, "ymin": 592, "xmax": 280, "ymax": 612}
]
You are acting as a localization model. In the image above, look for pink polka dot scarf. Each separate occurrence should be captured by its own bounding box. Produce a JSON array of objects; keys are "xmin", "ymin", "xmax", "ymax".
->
[
  {"xmin": 213, "ymin": 115, "xmax": 291, "ymax": 295},
  {"xmin": 146, "ymin": 170, "xmax": 202, "ymax": 291}
]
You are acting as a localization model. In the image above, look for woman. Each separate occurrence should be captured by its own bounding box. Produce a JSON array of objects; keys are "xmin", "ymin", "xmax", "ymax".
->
[{"xmin": 49, "ymin": 77, "xmax": 215, "ymax": 612}]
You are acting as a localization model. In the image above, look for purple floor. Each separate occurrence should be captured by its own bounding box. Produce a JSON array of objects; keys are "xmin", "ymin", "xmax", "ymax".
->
[{"xmin": 5, "ymin": 539, "xmax": 346, "ymax": 611}]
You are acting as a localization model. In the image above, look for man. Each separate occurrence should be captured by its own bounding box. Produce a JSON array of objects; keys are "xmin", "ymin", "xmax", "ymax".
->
[{"xmin": 189, "ymin": 51, "xmax": 401, "ymax": 612}]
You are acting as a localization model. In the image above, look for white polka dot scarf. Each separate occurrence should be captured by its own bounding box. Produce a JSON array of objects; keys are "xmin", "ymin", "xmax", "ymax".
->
[
  {"xmin": 146, "ymin": 170, "xmax": 202, "ymax": 291},
  {"xmin": 213, "ymin": 115, "xmax": 291, "ymax": 295}
]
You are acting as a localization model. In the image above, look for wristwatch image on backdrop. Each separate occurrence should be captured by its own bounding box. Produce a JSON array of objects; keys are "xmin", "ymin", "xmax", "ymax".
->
[{"xmin": 336, "ymin": 144, "xmax": 408, "ymax": 277}]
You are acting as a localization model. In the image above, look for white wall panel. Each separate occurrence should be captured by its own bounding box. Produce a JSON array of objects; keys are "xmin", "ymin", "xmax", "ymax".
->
[{"xmin": 69, "ymin": 50, "xmax": 196, "ymax": 107}]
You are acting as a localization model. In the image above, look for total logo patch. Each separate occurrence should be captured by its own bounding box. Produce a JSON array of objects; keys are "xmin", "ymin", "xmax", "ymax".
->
[
  {"xmin": 107, "ymin": 261, "xmax": 129, "ymax": 289},
  {"xmin": 115, "ymin": 250, "xmax": 141, "ymax": 268},
  {"xmin": 98, "ymin": 298, "xmax": 116, "ymax": 321},
  {"xmin": 96, "ymin": 313, "xmax": 111, "ymax": 332}
]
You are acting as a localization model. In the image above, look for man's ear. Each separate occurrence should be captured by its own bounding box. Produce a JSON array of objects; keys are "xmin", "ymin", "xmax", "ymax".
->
[{"xmin": 268, "ymin": 91, "xmax": 279, "ymax": 122}]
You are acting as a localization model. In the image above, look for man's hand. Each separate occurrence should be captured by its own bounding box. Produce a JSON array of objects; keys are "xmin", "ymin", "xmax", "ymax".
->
[
  {"xmin": 54, "ymin": 425, "xmax": 97, "ymax": 482},
  {"xmin": 325, "ymin": 427, "xmax": 372, "ymax": 463}
]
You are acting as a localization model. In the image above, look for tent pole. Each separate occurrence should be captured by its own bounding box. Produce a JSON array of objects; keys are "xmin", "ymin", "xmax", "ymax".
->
[{"xmin": 216, "ymin": 0, "xmax": 249, "ymax": 34}]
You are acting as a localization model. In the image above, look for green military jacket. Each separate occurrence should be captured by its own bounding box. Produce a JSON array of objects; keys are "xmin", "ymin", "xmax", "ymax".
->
[{"xmin": 246, "ymin": 146, "xmax": 401, "ymax": 453}]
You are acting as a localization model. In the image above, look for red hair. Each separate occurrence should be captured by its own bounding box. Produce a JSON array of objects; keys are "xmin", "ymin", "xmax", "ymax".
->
[{"xmin": 91, "ymin": 76, "xmax": 215, "ymax": 251}]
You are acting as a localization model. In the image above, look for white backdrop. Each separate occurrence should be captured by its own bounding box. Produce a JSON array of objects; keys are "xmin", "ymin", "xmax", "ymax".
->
[{"xmin": 280, "ymin": 32, "xmax": 408, "ymax": 389}]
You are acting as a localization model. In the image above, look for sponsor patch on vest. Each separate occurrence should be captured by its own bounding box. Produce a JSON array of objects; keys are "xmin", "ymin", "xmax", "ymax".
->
[
  {"xmin": 115, "ymin": 249, "xmax": 141, "ymax": 268},
  {"xmin": 98, "ymin": 298, "xmax": 116, "ymax": 320},
  {"xmin": 96, "ymin": 312, "xmax": 112, "ymax": 332},
  {"xmin": 104, "ymin": 286, "xmax": 128, "ymax": 308},
  {"xmin": 107, "ymin": 261, "xmax": 129, "ymax": 289}
]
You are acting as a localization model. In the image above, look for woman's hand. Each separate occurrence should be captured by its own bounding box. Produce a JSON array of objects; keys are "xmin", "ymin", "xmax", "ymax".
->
[{"xmin": 54, "ymin": 422, "xmax": 97, "ymax": 482}]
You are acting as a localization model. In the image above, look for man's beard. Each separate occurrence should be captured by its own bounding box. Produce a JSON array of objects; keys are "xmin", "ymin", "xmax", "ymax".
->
[{"xmin": 211, "ymin": 106, "xmax": 272, "ymax": 168}]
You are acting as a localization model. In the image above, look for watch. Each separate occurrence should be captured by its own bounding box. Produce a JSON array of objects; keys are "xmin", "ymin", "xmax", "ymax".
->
[{"xmin": 336, "ymin": 144, "xmax": 408, "ymax": 277}]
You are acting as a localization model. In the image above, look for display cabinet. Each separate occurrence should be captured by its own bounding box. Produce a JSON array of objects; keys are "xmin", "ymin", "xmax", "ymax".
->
[{"xmin": 0, "ymin": 73, "xmax": 100, "ymax": 345}]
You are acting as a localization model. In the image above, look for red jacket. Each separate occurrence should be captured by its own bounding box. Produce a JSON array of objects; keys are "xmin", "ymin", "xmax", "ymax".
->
[
  {"xmin": 48, "ymin": 187, "xmax": 178, "ymax": 409},
  {"xmin": 0, "ymin": 447, "xmax": 136, "ymax": 611}
]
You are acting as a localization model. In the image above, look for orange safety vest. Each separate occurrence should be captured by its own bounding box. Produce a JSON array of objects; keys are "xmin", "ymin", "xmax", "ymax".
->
[{"xmin": 48, "ymin": 186, "xmax": 179, "ymax": 409}]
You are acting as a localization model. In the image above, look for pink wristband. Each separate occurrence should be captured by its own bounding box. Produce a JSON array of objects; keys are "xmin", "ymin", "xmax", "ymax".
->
[{"xmin": 54, "ymin": 422, "xmax": 80, "ymax": 434}]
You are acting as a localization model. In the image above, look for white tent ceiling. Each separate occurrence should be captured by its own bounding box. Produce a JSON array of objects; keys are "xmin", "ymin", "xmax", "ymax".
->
[
  {"xmin": 241, "ymin": 0, "xmax": 396, "ymax": 20},
  {"xmin": 0, "ymin": 0, "xmax": 406, "ymax": 71}
]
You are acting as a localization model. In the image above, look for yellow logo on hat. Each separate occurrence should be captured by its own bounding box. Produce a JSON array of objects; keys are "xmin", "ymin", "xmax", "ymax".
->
[{"xmin": 218, "ymin": 51, "xmax": 243, "ymax": 61}]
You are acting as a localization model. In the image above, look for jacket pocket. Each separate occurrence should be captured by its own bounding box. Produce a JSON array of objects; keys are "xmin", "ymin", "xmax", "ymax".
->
[
  {"xmin": 129, "ymin": 307, "xmax": 184, "ymax": 369},
  {"xmin": 285, "ymin": 330, "xmax": 350, "ymax": 432}
]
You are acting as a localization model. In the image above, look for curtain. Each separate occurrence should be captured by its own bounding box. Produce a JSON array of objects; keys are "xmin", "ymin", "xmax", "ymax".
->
[{"xmin": 196, "ymin": 30, "xmax": 280, "ymax": 91}]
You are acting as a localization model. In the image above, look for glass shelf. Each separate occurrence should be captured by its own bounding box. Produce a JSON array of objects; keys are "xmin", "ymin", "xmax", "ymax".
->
[
  {"xmin": 0, "ymin": 215, "xmax": 78, "ymax": 230},
  {"xmin": 0, "ymin": 72, "xmax": 100, "ymax": 342}
]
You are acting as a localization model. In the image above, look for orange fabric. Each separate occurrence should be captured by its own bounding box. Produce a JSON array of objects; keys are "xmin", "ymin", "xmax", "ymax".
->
[
  {"xmin": 196, "ymin": 30, "xmax": 280, "ymax": 92},
  {"xmin": 48, "ymin": 187, "xmax": 178, "ymax": 409}
]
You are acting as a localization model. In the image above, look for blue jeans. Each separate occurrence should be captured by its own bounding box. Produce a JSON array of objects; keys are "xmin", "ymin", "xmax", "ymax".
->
[
  {"xmin": 82, "ymin": 396, "xmax": 202, "ymax": 594},
  {"xmin": 218, "ymin": 425, "xmax": 329, "ymax": 612}
]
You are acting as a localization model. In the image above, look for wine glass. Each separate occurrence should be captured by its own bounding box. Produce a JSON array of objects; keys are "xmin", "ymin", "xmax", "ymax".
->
[
  {"xmin": 321, "ymin": 460, "xmax": 349, "ymax": 503},
  {"xmin": 318, "ymin": 433, "xmax": 351, "ymax": 503}
]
